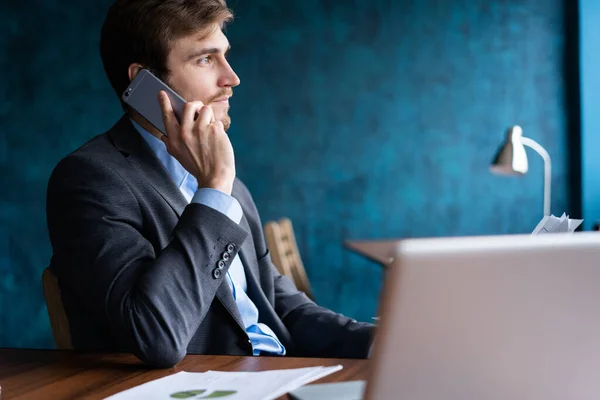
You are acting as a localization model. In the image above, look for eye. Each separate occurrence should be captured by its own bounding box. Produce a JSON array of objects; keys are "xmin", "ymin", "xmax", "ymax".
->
[{"xmin": 197, "ymin": 56, "xmax": 211, "ymax": 65}]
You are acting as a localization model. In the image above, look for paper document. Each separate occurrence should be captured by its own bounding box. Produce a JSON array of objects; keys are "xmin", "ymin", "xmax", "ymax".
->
[
  {"xmin": 532, "ymin": 213, "xmax": 583, "ymax": 235},
  {"xmin": 289, "ymin": 380, "xmax": 366, "ymax": 400},
  {"xmin": 104, "ymin": 365, "xmax": 342, "ymax": 400}
]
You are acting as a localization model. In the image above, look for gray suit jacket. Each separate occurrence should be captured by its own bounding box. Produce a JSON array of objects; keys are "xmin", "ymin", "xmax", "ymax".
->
[{"xmin": 46, "ymin": 116, "xmax": 374, "ymax": 367}]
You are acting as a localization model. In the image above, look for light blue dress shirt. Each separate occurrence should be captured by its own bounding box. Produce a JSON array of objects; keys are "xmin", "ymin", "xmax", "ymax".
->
[{"xmin": 131, "ymin": 119, "xmax": 285, "ymax": 356}]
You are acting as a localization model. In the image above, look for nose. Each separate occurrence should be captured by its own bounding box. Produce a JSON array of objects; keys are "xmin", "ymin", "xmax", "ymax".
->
[{"xmin": 219, "ymin": 60, "xmax": 241, "ymax": 88}]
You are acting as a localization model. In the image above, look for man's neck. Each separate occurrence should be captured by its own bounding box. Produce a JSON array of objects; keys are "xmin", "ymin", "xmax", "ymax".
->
[{"xmin": 128, "ymin": 110, "xmax": 164, "ymax": 140}]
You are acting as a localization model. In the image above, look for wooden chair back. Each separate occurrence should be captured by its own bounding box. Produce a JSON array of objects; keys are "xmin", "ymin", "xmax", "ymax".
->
[
  {"xmin": 42, "ymin": 268, "xmax": 73, "ymax": 349},
  {"xmin": 264, "ymin": 218, "xmax": 314, "ymax": 300}
]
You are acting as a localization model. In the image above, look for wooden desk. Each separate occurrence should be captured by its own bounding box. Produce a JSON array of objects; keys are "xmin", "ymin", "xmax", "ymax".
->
[
  {"xmin": 0, "ymin": 348, "xmax": 368, "ymax": 399},
  {"xmin": 344, "ymin": 239, "xmax": 398, "ymax": 266}
]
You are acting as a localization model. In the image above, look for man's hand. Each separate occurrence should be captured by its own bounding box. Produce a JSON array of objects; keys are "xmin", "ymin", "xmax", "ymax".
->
[{"xmin": 158, "ymin": 91, "xmax": 235, "ymax": 195}]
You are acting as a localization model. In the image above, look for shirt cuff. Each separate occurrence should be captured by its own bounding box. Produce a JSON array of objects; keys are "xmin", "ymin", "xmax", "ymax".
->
[{"xmin": 191, "ymin": 188, "xmax": 243, "ymax": 224}]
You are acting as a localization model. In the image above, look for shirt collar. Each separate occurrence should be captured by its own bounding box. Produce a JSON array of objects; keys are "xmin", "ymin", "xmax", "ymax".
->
[{"xmin": 129, "ymin": 118, "xmax": 189, "ymax": 189}]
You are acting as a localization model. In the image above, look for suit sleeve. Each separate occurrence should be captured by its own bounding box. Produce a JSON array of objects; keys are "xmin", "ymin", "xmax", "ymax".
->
[
  {"xmin": 46, "ymin": 154, "xmax": 248, "ymax": 368},
  {"xmin": 233, "ymin": 181, "xmax": 375, "ymax": 359}
]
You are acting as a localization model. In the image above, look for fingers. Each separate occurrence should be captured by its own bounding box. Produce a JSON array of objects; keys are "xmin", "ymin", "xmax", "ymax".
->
[
  {"xmin": 196, "ymin": 105, "xmax": 215, "ymax": 128},
  {"xmin": 162, "ymin": 98, "xmax": 223, "ymax": 159},
  {"xmin": 158, "ymin": 91, "xmax": 179, "ymax": 136},
  {"xmin": 211, "ymin": 120, "xmax": 225, "ymax": 132},
  {"xmin": 180, "ymin": 101, "xmax": 205, "ymax": 132}
]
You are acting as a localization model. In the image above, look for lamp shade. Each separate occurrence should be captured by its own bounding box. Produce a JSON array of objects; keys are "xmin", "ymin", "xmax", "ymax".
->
[{"xmin": 490, "ymin": 125, "xmax": 528, "ymax": 175}]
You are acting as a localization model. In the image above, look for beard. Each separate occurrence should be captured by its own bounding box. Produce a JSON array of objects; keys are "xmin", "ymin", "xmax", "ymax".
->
[
  {"xmin": 164, "ymin": 74, "xmax": 233, "ymax": 131},
  {"xmin": 220, "ymin": 114, "xmax": 231, "ymax": 131},
  {"xmin": 206, "ymin": 89, "xmax": 233, "ymax": 131}
]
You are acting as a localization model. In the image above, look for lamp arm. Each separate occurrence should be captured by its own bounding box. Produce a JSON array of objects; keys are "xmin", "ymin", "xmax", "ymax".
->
[{"xmin": 521, "ymin": 137, "xmax": 551, "ymax": 216}]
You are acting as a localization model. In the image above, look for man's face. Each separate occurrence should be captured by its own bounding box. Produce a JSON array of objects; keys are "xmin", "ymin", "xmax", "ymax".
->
[{"xmin": 165, "ymin": 25, "xmax": 240, "ymax": 130}]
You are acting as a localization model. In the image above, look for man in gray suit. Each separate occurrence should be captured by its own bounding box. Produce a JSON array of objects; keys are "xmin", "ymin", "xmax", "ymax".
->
[{"xmin": 46, "ymin": 0, "xmax": 374, "ymax": 368}]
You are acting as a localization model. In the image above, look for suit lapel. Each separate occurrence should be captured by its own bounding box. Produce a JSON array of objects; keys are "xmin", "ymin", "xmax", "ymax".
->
[
  {"xmin": 108, "ymin": 116, "xmax": 188, "ymax": 217},
  {"xmin": 215, "ymin": 281, "xmax": 246, "ymax": 332},
  {"xmin": 238, "ymin": 215, "xmax": 296, "ymax": 352},
  {"xmin": 239, "ymin": 215, "xmax": 261, "ymax": 290}
]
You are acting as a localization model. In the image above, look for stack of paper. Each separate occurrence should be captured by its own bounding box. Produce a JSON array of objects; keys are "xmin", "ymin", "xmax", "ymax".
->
[
  {"xmin": 532, "ymin": 213, "xmax": 583, "ymax": 234},
  {"xmin": 105, "ymin": 365, "xmax": 342, "ymax": 400},
  {"xmin": 289, "ymin": 380, "xmax": 366, "ymax": 400}
]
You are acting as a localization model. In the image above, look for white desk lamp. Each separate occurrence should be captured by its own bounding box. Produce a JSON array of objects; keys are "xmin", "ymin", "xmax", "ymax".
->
[{"xmin": 490, "ymin": 125, "xmax": 551, "ymax": 216}]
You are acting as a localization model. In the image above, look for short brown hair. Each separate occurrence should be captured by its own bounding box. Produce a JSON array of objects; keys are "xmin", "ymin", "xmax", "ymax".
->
[{"xmin": 100, "ymin": 0, "xmax": 233, "ymax": 101}]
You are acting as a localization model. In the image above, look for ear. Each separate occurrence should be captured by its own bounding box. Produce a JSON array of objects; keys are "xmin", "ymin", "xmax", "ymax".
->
[{"xmin": 128, "ymin": 63, "xmax": 144, "ymax": 82}]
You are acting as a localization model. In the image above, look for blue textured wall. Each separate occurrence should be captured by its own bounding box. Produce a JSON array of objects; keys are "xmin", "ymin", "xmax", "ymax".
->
[
  {"xmin": 226, "ymin": 0, "xmax": 572, "ymax": 321},
  {"xmin": 2, "ymin": 1, "xmax": 121, "ymax": 348},
  {"xmin": 1, "ymin": 0, "xmax": 574, "ymax": 348}
]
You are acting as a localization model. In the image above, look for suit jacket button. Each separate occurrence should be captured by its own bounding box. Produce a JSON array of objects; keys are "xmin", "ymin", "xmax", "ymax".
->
[
  {"xmin": 222, "ymin": 252, "xmax": 231, "ymax": 262},
  {"xmin": 212, "ymin": 268, "xmax": 222, "ymax": 279},
  {"xmin": 227, "ymin": 243, "xmax": 236, "ymax": 253},
  {"xmin": 217, "ymin": 260, "xmax": 226, "ymax": 269}
]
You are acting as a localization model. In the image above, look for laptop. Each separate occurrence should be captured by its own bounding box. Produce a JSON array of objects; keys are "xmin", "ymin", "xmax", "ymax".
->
[{"xmin": 365, "ymin": 232, "xmax": 600, "ymax": 400}]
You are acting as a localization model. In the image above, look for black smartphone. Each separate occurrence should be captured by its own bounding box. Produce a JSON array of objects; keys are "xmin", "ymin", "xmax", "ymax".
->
[{"xmin": 122, "ymin": 69, "xmax": 186, "ymax": 136}]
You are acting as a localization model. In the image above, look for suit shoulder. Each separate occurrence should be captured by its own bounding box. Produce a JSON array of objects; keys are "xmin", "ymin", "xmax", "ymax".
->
[
  {"xmin": 233, "ymin": 177, "xmax": 250, "ymax": 196},
  {"xmin": 70, "ymin": 131, "xmax": 122, "ymax": 162},
  {"xmin": 53, "ymin": 115, "xmax": 134, "ymax": 172},
  {"xmin": 50, "ymin": 115, "xmax": 135, "ymax": 181},
  {"xmin": 50, "ymin": 134, "xmax": 116, "ymax": 178},
  {"xmin": 232, "ymin": 177, "xmax": 259, "ymax": 209}
]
